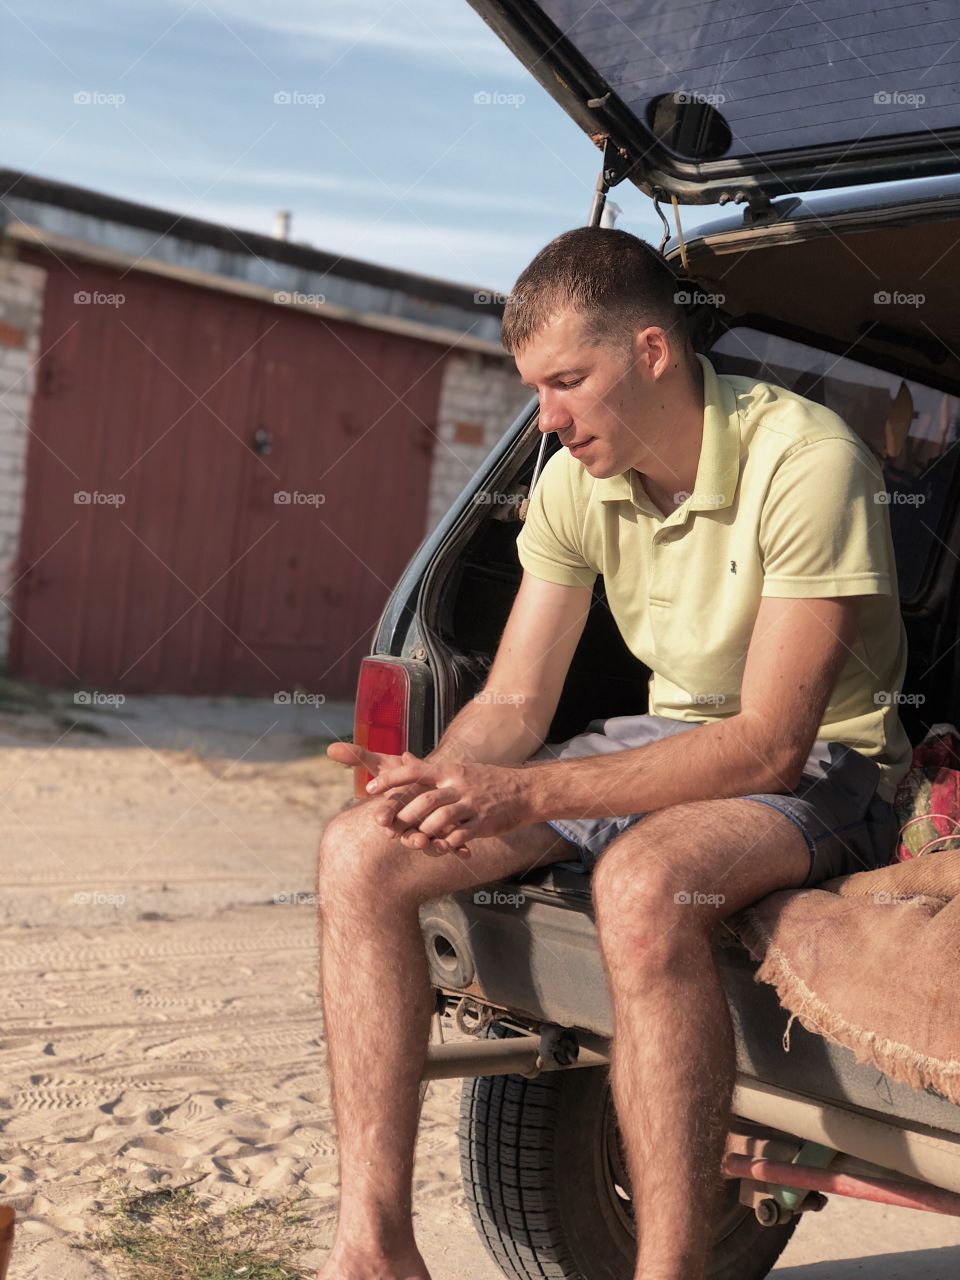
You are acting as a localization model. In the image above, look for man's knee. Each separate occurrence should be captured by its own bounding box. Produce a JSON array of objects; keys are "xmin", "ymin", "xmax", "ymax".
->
[
  {"xmin": 317, "ymin": 799, "xmax": 399, "ymax": 905},
  {"xmin": 318, "ymin": 798, "xmax": 469, "ymax": 910},
  {"xmin": 593, "ymin": 840, "xmax": 679, "ymax": 924},
  {"xmin": 592, "ymin": 826, "xmax": 725, "ymax": 946}
]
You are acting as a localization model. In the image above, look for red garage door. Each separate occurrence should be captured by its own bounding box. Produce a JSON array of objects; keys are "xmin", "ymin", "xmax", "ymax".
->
[{"xmin": 10, "ymin": 255, "xmax": 446, "ymax": 698}]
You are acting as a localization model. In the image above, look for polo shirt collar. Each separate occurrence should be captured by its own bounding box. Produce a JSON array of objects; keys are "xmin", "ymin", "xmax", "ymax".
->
[{"xmin": 595, "ymin": 354, "xmax": 741, "ymax": 521}]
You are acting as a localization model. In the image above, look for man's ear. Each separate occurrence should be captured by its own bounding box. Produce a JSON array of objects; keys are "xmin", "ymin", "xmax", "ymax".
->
[{"xmin": 634, "ymin": 325, "xmax": 672, "ymax": 380}]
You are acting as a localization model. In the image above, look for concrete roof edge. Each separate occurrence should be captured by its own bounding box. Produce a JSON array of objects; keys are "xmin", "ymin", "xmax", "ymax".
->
[{"xmin": 0, "ymin": 167, "xmax": 509, "ymax": 323}]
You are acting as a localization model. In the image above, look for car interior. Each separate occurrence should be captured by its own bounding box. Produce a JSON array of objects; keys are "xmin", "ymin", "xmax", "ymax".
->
[
  {"xmin": 416, "ymin": 211, "xmax": 960, "ymax": 1151},
  {"xmin": 439, "ymin": 216, "xmax": 960, "ymax": 768}
]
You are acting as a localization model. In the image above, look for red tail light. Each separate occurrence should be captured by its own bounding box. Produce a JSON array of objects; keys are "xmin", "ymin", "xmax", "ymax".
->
[{"xmin": 352, "ymin": 658, "xmax": 411, "ymax": 797}]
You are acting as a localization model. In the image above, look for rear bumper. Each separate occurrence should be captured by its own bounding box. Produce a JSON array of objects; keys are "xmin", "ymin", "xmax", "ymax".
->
[{"xmin": 419, "ymin": 869, "xmax": 960, "ymax": 1141}]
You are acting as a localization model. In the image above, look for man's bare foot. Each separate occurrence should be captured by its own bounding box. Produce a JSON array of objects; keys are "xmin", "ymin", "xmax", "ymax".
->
[{"xmin": 316, "ymin": 1241, "xmax": 431, "ymax": 1280}]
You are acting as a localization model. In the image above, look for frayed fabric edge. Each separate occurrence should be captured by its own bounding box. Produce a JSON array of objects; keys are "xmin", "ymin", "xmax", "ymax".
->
[{"xmin": 736, "ymin": 906, "xmax": 960, "ymax": 1107}]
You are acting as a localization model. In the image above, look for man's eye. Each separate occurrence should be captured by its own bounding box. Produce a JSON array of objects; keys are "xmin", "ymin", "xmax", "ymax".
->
[{"xmin": 558, "ymin": 378, "xmax": 583, "ymax": 389}]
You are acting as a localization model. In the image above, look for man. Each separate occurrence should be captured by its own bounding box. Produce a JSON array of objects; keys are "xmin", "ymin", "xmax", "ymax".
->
[{"xmin": 320, "ymin": 226, "xmax": 912, "ymax": 1280}]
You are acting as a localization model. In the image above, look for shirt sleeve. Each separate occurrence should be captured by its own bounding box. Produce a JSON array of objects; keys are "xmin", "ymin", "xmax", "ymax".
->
[
  {"xmin": 759, "ymin": 436, "xmax": 895, "ymax": 598},
  {"xmin": 515, "ymin": 449, "xmax": 598, "ymax": 588}
]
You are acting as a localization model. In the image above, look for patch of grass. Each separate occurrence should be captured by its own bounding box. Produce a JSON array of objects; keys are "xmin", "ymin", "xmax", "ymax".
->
[
  {"xmin": 54, "ymin": 713, "xmax": 107, "ymax": 735},
  {"xmin": 0, "ymin": 674, "xmax": 54, "ymax": 715},
  {"xmin": 80, "ymin": 1180, "xmax": 312, "ymax": 1279}
]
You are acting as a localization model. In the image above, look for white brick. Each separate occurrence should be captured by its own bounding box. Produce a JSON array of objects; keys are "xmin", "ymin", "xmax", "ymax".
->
[{"xmin": 0, "ymin": 256, "xmax": 44, "ymax": 663}]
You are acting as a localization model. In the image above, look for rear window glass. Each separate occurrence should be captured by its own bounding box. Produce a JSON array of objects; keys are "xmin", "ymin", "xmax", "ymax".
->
[
  {"xmin": 539, "ymin": 0, "xmax": 960, "ymax": 159},
  {"xmin": 709, "ymin": 327, "xmax": 960, "ymax": 600}
]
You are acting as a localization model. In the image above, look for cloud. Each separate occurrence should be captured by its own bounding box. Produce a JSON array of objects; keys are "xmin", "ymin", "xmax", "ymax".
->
[
  {"xmin": 8, "ymin": 129, "xmax": 578, "ymax": 222},
  {"xmin": 209, "ymin": 167, "xmax": 571, "ymax": 218},
  {"xmin": 195, "ymin": 0, "xmax": 524, "ymax": 75}
]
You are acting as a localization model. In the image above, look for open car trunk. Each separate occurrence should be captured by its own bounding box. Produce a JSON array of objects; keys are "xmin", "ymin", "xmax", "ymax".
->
[
  {"xmin": 424, "ymin": 195, "xmax": 960, "ymax": 745},
  {"xmin": 465, "ymin": 1, "xmax": 960, "ymax": 208},
  {"xmin": 416, "ymin": 198, "xmax": 960, "ymax": 1147}
]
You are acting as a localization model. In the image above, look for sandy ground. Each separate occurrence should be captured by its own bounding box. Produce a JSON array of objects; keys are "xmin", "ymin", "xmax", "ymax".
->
[{"xmin": 0, "ymin": 688, "xmax": 957, "ymax": 1278}]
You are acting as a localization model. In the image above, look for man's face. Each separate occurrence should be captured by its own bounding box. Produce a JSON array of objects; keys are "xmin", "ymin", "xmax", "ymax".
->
[{"xmin": 514, "ymin": 308, "xmax": 672, "ymax": 478}]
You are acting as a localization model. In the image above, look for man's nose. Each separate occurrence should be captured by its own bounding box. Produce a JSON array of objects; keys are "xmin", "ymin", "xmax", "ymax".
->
[{"xmin": 538, "ymin": 389, "xmax": 573, "ymax": 435}]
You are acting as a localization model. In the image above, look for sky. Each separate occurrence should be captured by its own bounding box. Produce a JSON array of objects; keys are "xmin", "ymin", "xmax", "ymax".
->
[{"xmin": 1, "ymin": 0, "xmax": 723, "ymax": 293}]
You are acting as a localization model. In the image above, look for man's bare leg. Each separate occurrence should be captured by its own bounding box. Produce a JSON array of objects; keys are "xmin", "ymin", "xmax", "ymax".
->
[
  {"xmin": 315, "ymin": 799, "xmax": 573, "ymax": 1280},
  {"xmin": 590, "ymin": 797, "xmax": 809, "ymax": 1280}
]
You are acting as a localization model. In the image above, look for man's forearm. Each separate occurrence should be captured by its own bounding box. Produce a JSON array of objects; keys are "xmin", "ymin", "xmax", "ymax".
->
[
  {"xmin": 520, "ymin": 715, "xmax": 800, "ymax": 822},
  {"xmin": 428, "ymin": 696, "xmax": 549, "ymax": 767}
]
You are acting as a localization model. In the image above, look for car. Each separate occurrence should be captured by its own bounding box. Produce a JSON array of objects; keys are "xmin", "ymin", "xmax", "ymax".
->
[{"xmin": 347, "ymin": 3, "xmax": 960, "ymax": 1277}]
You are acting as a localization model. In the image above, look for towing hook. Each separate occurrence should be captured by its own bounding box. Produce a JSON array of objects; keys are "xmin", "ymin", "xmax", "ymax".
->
[{"xmin": 538, "ymin": 1024, "xmax": 580, "ymax": 1069}]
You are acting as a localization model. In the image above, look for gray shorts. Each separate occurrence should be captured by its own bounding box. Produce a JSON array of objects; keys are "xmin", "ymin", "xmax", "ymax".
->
[{"xmin": 529, "ymin": 713, "xmax": 900, "ymax": 888}]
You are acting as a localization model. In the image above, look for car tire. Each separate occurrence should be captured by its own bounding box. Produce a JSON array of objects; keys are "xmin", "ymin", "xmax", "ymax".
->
[{"xmin": 458, "ymin": 1023, "xmax": 799, "ymax": 1280}]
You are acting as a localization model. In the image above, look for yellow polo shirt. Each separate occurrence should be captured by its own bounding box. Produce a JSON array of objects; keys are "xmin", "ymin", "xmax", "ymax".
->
[{"xmin": 515, "ymin": 353, "xmax": 912, "ymax": 803}]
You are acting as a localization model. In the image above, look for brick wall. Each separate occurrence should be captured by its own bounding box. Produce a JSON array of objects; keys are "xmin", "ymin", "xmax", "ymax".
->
[
  {"xmin": 426, "ymin": 350, "xmax": 532, "ymax": 532},
  {"xmin": 0, "ymin": 257, "xmax": 46, "ymax": 661}
]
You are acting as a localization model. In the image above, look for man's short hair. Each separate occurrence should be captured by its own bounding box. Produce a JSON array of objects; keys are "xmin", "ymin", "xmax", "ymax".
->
[{"xmin": 501, "ymin": 226, "xmax": 692, "ymax": 359}]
